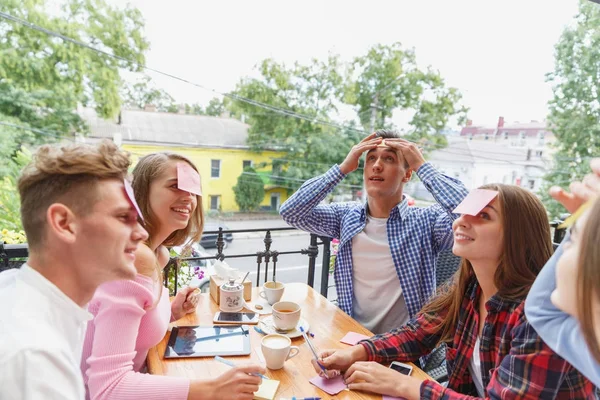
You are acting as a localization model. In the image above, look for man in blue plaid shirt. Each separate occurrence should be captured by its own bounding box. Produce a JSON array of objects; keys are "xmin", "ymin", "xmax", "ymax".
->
[{"xmin": 280, "ymin": 130, "xmax": 468, "ymax": 334}]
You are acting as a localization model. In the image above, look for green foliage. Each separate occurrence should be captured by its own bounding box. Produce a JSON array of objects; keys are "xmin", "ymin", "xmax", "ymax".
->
[
  {"xmin": 233, "ymin": 167, "xmax": 266, "ymax": 212},
  {"xmin": 541, "ymin": 1, "xmax": 600, "ymax": 217},
  {"xmin": 344, "ymin": 42, "xmax": 467, "ymax": 138},
  {"xmin": 204, "ymin": 97, "xmax": 227, "ymax": 116},
  {"xmin": 121, "ymin": 75, "xmax": 175, "ymax": 112},
  {"xmin": 0, "ymin": 0, "xmax": 149, "ymax": 133},
  {"xmin": 0, "ymin": 146, "xmax": 31, "ymax": 233},
  {"xmin": 227, "ymin": 47, "xmax": 465, "ymax": 193}
]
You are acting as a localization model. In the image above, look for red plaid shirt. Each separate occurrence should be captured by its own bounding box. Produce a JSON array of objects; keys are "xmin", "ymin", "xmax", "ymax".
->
[{"xmin": 360, "ymin": 276, "xmax": 594, "ymax": 399}]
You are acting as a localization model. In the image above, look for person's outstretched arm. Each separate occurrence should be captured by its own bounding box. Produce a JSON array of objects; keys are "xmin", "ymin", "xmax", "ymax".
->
[{"xmin": 525, "ymin": 236, "xmax": 600, "ymax": 386}]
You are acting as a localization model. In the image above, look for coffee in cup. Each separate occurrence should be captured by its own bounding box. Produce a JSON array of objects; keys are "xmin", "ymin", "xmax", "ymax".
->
[
  {"xmin": 272, "ymin": 301, "xmax": 301, "ymax": 331},
  {"xmin": 261, "ymin": 334, "xmax": 299, "ymax": 370},
  {"xmin": 259, "ymin": 281, "xmax": 285, "ymax": 305}
]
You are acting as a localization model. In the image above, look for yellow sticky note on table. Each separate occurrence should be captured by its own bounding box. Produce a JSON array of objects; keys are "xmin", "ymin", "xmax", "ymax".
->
[{"xmin": 254, "ymin": 379, "xmax": 280, "ymax": 400}]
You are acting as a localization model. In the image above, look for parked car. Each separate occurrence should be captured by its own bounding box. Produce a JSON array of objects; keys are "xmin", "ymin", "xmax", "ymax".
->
[
  {"xmin": 200, "ymin": 223, "xmax": 234, "ymax": 248},
  {"xmin": 171, "ymin": 243, "xmax": 214, "ymax": 293}
]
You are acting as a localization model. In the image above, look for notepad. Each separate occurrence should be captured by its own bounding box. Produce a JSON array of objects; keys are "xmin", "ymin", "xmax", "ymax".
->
[
  {"xmin": 253, "ymin": 379, "xmax": 280, "ymax": 400},
  {"xmin": 340, "ymin": 331, "xmax": 370, "ymax": 345},
  {"xmin": 309, "ymin": 375, "xmax": 347, "ymax": 395}
]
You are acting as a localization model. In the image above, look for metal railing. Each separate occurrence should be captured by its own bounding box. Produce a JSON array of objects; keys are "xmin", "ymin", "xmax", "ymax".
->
[
  {"xmin": 0, "ymin": 219, "xmax": 568, "ymax": 298},
  {"xmin": 0, "ymin": 227, "xmax": 334, "ymax": 298}
]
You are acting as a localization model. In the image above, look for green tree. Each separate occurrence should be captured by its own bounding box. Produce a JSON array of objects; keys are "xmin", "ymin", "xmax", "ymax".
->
[
  {"xmin": 228, "ymin": 56, "xmax": 359, "ymax": 189},
  {"xmin": 0, "ymin": 0, "xmax": 149, "ymax": 135},
  {"xmin": 541, "ymin": 0, "xmax": 600, "ymax": 217},
  {"xmin": 344, "ymin": 43, "xmax": 467, "ymax": 142},
  {"xmin": 233, "ymin": 167, "xmax": 265, "ymax": 212},
  {"xmin": 0, "ymin": 147, "xmax": 31, "ymax": 233},
  {"xmin": 121, "ymin": 75, "xmax": 176, "ymax": 112},
  {"xmin": 185, "ymin": 103, "xmax": 205, "ymax": 115},
  {"xmin": 205, "ymin": 97, "xmax": 227, "ymax": 116}
]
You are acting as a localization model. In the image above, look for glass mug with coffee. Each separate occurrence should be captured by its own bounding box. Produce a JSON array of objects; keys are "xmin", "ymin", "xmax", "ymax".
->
[
  {"xmin": 261, "ymin": 334, "xmax": 299, "ymax": 370},
  {"xmin": 259, "ymin": 281, "xmax": 285, "ymax": 305},
  {"xmin": 271, "ymin": 301, "xmax": 301, "ymax": 331}
]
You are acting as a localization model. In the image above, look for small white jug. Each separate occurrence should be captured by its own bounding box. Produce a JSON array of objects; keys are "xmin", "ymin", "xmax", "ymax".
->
[{"xmin": 220, "ymin": 278, "xmax": 244, "ymax": 312}]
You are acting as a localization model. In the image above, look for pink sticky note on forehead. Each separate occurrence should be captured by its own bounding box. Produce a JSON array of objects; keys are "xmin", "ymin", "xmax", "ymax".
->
[
  {"xmin": 453, "ymin": 189, "xmax": 499, "ymax": 216},
  {"xmin": 123, "ymin": 179, "xmax": 144, "ymax": 221},
  {"xmin": 309, "ymin": 375, "xmax": 347, "ymax": 395},
  {"xmin": 177, "ymin": 162, "xmax": 202, "ymax": 196}
]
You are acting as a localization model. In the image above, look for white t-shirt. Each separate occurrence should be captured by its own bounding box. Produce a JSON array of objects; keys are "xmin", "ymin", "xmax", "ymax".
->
[
  {"xmin": 468, "ymin": 336, "xmax": 485, "ymax": 397},
  {"xmin": 351, "ymin": 214, "xmax": 410, "ymax": 334},
  {"xmin": 0, "ymin": 264, "xmax": 92, "ymax": 400}
]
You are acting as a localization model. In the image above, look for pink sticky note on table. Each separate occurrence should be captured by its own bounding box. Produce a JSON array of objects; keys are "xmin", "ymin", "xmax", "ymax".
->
[
  {"xmin": 177, "ymin": 162, "xmax": 202, "ymax": 196},
  {"xmin": 309, "ymin": 375, "xmax": 347, "ymax": 395},
  {"xmin": 452, "ymin": 189, "xmax": 499, "ymax": 216},
  {"xmin": 340, "ymin": 332, "xmax": 370, "ymax": 345},
  {"xmin": 123, "ymin": 179, "xmax": 144, "ymax": 221}
]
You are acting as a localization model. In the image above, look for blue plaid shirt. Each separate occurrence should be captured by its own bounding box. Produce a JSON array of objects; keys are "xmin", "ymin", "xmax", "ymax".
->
[{"xmin": 280, "ymin": 163, "xmax": 468, "ymax": 321}]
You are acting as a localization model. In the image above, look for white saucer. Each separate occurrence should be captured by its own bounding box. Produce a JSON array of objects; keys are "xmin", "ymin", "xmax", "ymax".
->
[
  {"xmin": 259, "ymin": 316, "xmax": 310, "ymax": 338},
  {"xmin": 245, "ymin": 300, "xmax": 272, "ymax": 315}
]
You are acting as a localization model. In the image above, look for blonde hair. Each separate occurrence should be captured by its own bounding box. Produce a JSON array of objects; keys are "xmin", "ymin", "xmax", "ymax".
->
[
  {"xmin": 18, "ymin": 140, "xmax": 131, "ymax": 251},
  {"xmin": 421, "ymin": 184, "xmax": 553, "ymax": 343},
  {"xmin": 577, "ymin": 198, "xmax": 600, "ymax": 362}
]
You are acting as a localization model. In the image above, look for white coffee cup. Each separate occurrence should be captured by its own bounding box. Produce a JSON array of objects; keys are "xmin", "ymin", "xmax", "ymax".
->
[
  {"xmin": 261, "ymin": 334, "xmax": 299, "ymax": 370},
  {"xmin": 259, "ymin": 281, "xmax": 285, "ymax": 305},
  {"xmin": 272, "ymin": 301, "xmax": 301, "ymax": 331}
]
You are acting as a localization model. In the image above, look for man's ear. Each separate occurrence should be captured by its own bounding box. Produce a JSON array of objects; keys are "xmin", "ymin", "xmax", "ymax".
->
[
  {"xmin": 46, "ymin": 204, "xmax": 78, "ymax": 244},
  {"xmin": 402, "ymin": 170, "xmax": 413, "ymax": 183}
]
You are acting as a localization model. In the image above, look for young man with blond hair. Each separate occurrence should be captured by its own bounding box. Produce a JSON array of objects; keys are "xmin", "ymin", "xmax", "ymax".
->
[{"xmin": 0, "ymin": 141, "xmax": 148, "ymax": 400}]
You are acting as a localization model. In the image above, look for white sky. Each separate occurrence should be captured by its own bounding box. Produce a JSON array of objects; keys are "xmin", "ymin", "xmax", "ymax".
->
[{"xmin": 109, "ymin": 0, "xmax": 580, "ymax": 129}]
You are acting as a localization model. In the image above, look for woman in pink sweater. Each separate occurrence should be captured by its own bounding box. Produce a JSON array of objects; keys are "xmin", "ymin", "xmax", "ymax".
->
[{"xmin": 81, "ymin": 153, "xmax": 265, "ymax": 400}]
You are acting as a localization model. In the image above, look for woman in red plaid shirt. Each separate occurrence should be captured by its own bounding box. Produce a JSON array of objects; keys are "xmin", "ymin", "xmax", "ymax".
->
[{"xmin": 314, "ymin": 184, "xmax": 594, "ymax": 399}]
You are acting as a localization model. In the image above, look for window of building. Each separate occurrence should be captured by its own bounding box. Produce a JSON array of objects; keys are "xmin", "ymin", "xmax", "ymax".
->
[
  {"xmin": 535, "ymin": 150, "xmax": 543, "ymax": 157},
  {"xmin": 503, "ymin": 131, "xmax": 509, "ymax": 140},
  {"xmin": 519, "ymin": 131, "xmax": 526, "ymax": 139},
  {"xmin": 528, "ymin": 180, "xmax": 535, "ymax": 190},
  {"xmin": 210, "ymin": 195, "xmax": 221, "ymax": 210},
  {"xmin": 211, "ymin": 160, "xmax": 221, "ymax": 178},
  {"xmin": 243, "ymin": 160, "xmax": 253, "ymax": 169}
]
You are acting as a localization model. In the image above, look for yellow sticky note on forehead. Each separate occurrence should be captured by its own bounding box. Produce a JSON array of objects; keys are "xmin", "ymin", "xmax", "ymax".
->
[
  {"xmin": 377, "ymin": 139, "xmax": 389, "ymax": 148},
  {"xmin": 558, "ymin": 200, "xmax": 594, "ymax": 229}
]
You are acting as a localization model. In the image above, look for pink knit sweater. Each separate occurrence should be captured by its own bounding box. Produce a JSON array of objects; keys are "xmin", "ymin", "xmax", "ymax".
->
[{"xmin": 81, "ymin": 275, "xmax": 190, "ymax": 400}]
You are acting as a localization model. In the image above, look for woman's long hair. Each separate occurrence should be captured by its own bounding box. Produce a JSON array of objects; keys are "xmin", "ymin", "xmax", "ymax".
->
[
  {"xmin": 131, "ymin": 153, "xmax": 204, "ymax": 303},
  {"xmin": 577, "ymin": 198, "xmax": 600, "ymax": 362},
  {"xmin": 421, "ymin": 184, "xmax": 553, "ymax": 343},
  {"xmin": 132, "ymin": 152, "xmax": 203, "ymax": 247}
]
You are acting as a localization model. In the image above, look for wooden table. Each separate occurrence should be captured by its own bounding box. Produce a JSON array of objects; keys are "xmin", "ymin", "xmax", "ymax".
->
[{"xmin": 147, "ymin": 283, "xmax": 431, "ymax": 399}]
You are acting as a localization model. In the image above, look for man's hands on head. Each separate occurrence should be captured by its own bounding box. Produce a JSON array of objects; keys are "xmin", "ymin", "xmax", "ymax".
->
[
  {"xmin": 339, "ymin": 133, "xmax": 382, "ymax": 175},
  {"xmin": 382, "ymin": 139, "xmax": 426, "ymax": 171},
  {"xmin": 550, "ymin": 158, "xmax": 600, "ymax": 213}
]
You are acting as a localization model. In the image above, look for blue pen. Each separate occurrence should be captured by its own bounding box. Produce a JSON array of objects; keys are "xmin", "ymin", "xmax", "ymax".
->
[
  {"xmin": 299, "ymin": 326, "xmax": 327, "ymax": 374},
  {"xmin": 284, "ymin": 397, "xmax": 322, "ymax": 400},
  {"xmin": 214, "ymin": 355, "xmax": 269, "ymax": 380}
]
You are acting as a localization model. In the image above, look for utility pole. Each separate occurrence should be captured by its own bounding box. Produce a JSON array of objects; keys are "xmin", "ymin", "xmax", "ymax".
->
[{"xmin": 369, "ymin": 93, "xmax": 379, "ymax": 133}]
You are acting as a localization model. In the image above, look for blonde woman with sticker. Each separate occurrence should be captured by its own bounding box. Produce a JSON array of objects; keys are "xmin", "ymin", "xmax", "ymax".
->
[
  {"xmin": 81, "ymin": 153, "xmax": 264, "ymax": 400},
  {"xmin": 526, "ymin": 158, "xmax": 600, "ymax": 387},
  {"xmin": 313, "ymin": 185, "xmax": 594, "ymax": 399}
]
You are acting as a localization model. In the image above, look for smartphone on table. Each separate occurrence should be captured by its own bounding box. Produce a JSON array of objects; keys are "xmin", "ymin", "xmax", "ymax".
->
[
  {"xmin": 213, "ymin": 312, "xmax": 259, "ymax": 325},
  {"xmin": 389, "ymin": 361, "xmax": 413, "ymax": 376}
]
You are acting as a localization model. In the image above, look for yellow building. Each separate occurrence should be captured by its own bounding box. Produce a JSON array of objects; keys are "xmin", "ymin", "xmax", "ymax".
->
[{"xmin": 81, "ymin": 108, "xmax": 289, "ymax": 212}]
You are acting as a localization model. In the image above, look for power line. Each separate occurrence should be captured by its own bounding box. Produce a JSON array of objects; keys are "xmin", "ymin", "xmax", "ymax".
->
[{"xmin": 0, "ymin": 11, "xmax": 365, "ymax": 136}]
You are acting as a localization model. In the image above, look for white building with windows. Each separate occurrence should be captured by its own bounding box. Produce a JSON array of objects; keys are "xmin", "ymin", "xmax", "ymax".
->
[{"xmin": 407, "ymin": 135, "xmax": 552, "ymax": 200}]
